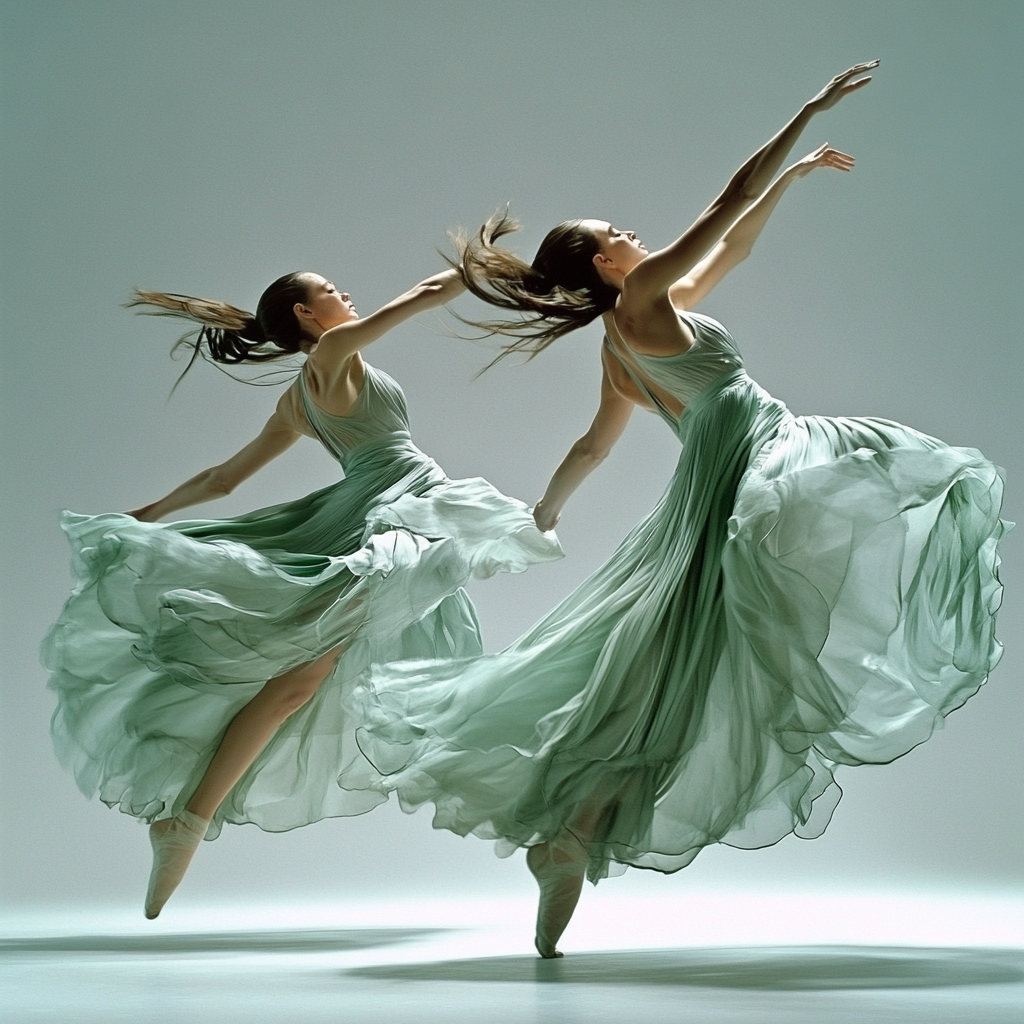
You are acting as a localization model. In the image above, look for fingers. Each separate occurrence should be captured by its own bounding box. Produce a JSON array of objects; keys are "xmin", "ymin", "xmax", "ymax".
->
[
  {"xmin": 800, "ymin": 144, "xmax": 855, "ymax": 172},
  {"xmin": 814, "ymin": 60, "xmax": 878, "ymax": 109},
  {"xmin": 817, "ymin": 147, "xmax": 856, "ymax": 171},
  {"xmin": 839, "ymin": 59, "xmax": 879, "ymax": 89},
  {"xmin": 826, "ymin": 155, "xmax": 855, "ymax": 171},
  {"xmin": 838, "ymin": 59, "xmax": 880, "ymax": 81},
  {"xmin": 841, "ymin": 76, "xmax": 873, "ymax": 94}
]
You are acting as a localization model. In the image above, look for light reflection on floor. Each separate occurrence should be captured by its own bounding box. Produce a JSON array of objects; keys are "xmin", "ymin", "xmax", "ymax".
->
[{"xmin": 3, "ymin": 892, "xmax": 1023, "ymax": 1023}]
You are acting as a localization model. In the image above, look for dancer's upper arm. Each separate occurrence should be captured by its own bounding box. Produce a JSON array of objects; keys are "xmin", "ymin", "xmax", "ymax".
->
[
  {"xmin": 668, "ymin": 239, "xmax": 746, "ymax": 310},
  {"xmin": 578, "ymin": 358, "xmax": 637, "ymax": 461},
  {"xmin": 532, "ymin": 361, "xmax": 635, "ymax": 531},
  {"xmin": 208, "ymin": 409, "xmax": 302, "ymax": 494}
]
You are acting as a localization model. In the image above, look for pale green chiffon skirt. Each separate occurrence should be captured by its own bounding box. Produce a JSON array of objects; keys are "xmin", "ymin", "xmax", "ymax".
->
[
  {"xmin": 43, "ymin": 436, "xmax": 562, "ymax": 838},
  {"xmin": 350, "ymin": 375, "xmax": 1008, "ymax": 880}
]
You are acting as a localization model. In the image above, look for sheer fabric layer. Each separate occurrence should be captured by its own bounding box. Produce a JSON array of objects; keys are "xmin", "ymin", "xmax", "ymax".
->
[
  {"xmin": 43, "ymin": 364, "xmax": 562, "ymax": 839},
  {"xmin": 349, "ymin": 320, "xmax": 1007, "ymax": 881}
]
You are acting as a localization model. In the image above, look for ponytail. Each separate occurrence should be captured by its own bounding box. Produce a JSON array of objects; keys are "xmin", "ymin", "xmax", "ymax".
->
[
  {"xmin": 127, "ymin": 272, "xmax": 313, "ymax": 389},
  {"xmin": 450, "ymin": 209, "xmax": 618, "ymax": 368}
]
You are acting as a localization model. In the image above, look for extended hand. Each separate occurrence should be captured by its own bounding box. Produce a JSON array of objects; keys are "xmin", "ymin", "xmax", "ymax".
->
[
  {"xmin": 533, "ymin": 500, "xmax": 560, "ymax": 532},
  {"xmin": 807, "ymin": 61, "xmax": 879, "ymax": 113},
  {"xmin": 788, "ymin": 143, "xmax": 856, "ymax": 178}
]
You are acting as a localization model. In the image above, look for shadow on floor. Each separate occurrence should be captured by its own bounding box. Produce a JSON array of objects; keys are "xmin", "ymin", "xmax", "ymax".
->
[
  {"xmin": 0, "ymin": 927, "xmax": 446, "ymax": 957},
  {"xmin": 351, "ymin": 946, "xmax": 1024, "ymax": 991}
]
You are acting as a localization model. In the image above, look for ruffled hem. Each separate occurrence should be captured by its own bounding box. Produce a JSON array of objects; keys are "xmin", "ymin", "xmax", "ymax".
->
[
  {"xmin": 43, "ymin": 476, "xmax": 562, "ymax": 838},
  {"xmin": 343, "ymin": 406, "xmax": 1008, "ymax": 881},
  {"xmin": 365, "ymin": 476, "xmax": 566, "ymax": 579}
]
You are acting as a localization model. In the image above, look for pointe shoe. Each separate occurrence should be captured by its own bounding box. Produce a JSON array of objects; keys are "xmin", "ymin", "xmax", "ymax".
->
[
  {"xmin": 144, "ymin": 810, "xmax": 210, "ymax": 919},
  {"xmin": 526, "ymin": 837, "xmax": 588, "ymax": 959}
]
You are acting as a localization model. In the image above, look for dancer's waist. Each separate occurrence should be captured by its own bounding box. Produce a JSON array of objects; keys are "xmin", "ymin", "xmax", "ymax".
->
[
  {"xmin": 683, "ymin": 369, "xmax": 753, "ymax": 417},
  {"xmin": 677, "ymin": 371, "xmax": 789, "ymax": 469},
  {"xmin": 340, "ymin": 432, "xmax": 441, "ymax": 476}
]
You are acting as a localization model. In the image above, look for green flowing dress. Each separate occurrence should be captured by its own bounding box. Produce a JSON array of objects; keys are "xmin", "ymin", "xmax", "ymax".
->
[
  {"xmin": 350, "ymin": 312, "xmax": 1008, "ymax": 881},
  {"xmin": 43, "ymin": 362, "xmax": 562, "ymax": 839}
]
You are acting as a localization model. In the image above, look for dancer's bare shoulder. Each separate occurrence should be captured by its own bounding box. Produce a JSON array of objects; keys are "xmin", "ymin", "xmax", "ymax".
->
[{"xmin": 615, "ymin": 290, "xmax": 695, "ymax": 357}]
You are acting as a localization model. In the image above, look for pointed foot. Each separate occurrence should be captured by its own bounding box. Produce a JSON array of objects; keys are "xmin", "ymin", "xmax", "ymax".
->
[
  {"xmin": 527, "ymin": 838, "xmax": 587, "ymax": 959},
  {"xmin": 144, "ymin": 811, "xmax": 209, "ymax": 920},
  {"xmin": 535, "ymin": 937, "xmax": 565, "ymax": 959}
]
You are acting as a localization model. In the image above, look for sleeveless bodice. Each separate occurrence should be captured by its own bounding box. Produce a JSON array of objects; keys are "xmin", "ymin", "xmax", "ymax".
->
[
  {"xmin": 298, "ymin": 361, "xmax": 416, "ymax": 469},
  {"xmin": 607, "ymin": 310, "xmax": 746, "ymax": 430}
]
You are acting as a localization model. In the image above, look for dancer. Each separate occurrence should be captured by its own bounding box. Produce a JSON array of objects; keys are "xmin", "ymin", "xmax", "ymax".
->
[
  {"xmin": 42, "ymin": 265, "xmax": 562, "ymax": 918},
  {"xmin": 350, "ymin": 62, "xmax": 1007, "ymax": 957}
]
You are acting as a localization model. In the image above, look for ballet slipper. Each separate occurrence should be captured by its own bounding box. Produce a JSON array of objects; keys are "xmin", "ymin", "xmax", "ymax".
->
[
  {"xmin": 144, "ymin": 810, "xmax": 210, "ymax": 919},
  {"xmin": 526, "ymin": 836, "xmax": 588, "ymax": 958}
]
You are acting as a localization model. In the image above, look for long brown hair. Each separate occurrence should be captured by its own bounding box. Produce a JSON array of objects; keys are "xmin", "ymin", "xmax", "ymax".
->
[
  {"xmin": 127, "ymin": 272, "xmax": 313, "ymax": 389},
  {"xmin": 451, "ymin": 209, "xmax": 618, "ymax": 368}
]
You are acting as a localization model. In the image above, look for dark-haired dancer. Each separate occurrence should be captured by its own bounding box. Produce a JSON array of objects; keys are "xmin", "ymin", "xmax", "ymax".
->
[
  {"xmin": 351, "ymin": 63, "xmax": 1007, "ymax": 956},
  {"xmin": 43, "ymin": 267, "xmax": 561, "ymax": 918}
]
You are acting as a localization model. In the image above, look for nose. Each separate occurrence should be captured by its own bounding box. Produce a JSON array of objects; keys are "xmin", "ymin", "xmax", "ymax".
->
[{"xmin": 341, "ymin": 293, "xmax": 350, "ymax": 302}]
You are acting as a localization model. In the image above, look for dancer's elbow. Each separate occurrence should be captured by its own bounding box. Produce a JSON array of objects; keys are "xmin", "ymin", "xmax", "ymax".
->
[
  {"xmin": 204, "ymin": 467, "xmax": 238, "ymax": 497},
  {"xmin": 570, "ymin": 439, "xmax": 610, "ymax": 467}
]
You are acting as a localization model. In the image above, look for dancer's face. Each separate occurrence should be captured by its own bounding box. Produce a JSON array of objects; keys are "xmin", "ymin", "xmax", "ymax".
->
[
  {"xmin": 295, "ymin": 274, "xmax": 359, "ymax": 335},
  {"xmin": 583, "ymin": 220, "xmax": 648, "ymax": 281}
]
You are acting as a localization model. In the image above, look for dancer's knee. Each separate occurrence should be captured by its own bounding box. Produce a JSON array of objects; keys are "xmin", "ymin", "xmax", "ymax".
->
[
  {"xmin": 265, "ymin": 648, "xmax": 342, "ymax": 717},
  {"xmin": 267, "ymin": 678, "xmax": 319, "ymax": 716}
]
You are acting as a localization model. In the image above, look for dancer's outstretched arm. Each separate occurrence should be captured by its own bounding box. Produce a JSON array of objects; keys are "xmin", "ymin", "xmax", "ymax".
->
[
  {"xmin": 533, "ymin": 358, "xmax": 634, "ymax": 531},
  {"xmin": 314, "ymin": 268, "xmax": 465, "ymax": 360},
  {"xmin": 670, "ymin": 144, "xmax": 856, "ymax": 309},
  {"xmin": 128, "ymin": 268, "xmax": 466, "ymax": 522},
  {"xmin": 127, "ymin": 409, "xmax": 301, "ymax": 521},
  {"xmin": 620, "ymin": 62, "xmax": 876, "ymax": 343}
]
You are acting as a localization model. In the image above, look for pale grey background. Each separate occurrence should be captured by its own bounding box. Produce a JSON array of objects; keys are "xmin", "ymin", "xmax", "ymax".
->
[{"xmin": 1, "ymin": 0, "xmax": 1020, "ymax": 914}]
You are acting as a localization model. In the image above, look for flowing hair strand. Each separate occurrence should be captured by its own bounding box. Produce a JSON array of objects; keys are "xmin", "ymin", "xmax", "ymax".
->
[
  {"xmin": 446, "ymin": 208, "xmax": 618, "ymax": 370},
  {"xmin": 127, "ymin": 275, "xmax": 312, "ymax": 392}
]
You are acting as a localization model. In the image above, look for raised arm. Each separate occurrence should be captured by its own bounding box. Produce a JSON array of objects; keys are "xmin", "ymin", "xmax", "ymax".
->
[
  {"xmin": 312, "ymin": 268, "xmax": 465, "ymax": 365},
  {"xmin": 533, "ymin": 359, "xmax": 635, "ymax": 531},
  {"xmin": 670, "ymin": 144, "xmax": 856, "ymax": 309},
  {"xmin": 126, "ymin": 402, "xmax": 301, "ymax": 522},
  {"xmin": 624, "ymin": 62, "xmax": 877, "ymax": 307}
]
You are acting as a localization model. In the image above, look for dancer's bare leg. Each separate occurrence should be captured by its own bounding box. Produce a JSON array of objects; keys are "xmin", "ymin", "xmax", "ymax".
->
[
  {"xmin": 144, "ymin": 646, "xmax": 344, "ymax": 919},
  {"xmin": 184, "ymin": 646, "xmax": 344, "ymax": 820}
]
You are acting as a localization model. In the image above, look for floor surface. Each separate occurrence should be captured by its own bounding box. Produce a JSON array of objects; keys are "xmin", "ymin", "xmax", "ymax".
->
[{"xmin": 4, "ymin": 893, "xmax": 1022, "ymax": 1023}]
